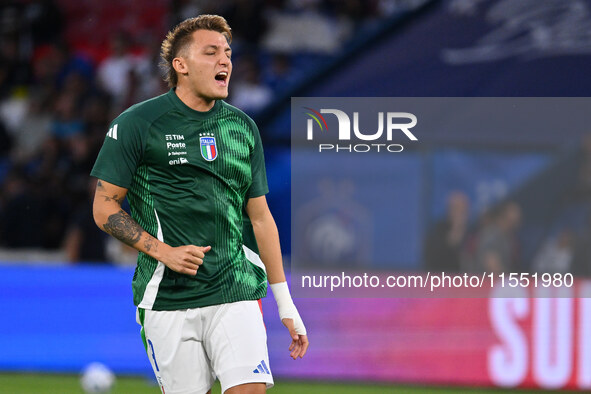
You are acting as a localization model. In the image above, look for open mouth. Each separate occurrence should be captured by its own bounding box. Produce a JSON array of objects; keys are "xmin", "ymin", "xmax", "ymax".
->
[{"xmin": 215, "ymin": 71, "xmax": 228, "ymax": 86}]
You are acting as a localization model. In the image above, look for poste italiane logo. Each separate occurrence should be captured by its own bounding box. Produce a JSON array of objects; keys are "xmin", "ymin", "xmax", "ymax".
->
[{"xmin": 304, "ymin": 107, "xmax": 418, "ymax": 153}]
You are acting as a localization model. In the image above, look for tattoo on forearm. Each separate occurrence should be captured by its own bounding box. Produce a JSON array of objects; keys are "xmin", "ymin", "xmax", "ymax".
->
[
  {"xmin": 103, "ymin": 209, "xmax": 143, "ymax": 246},
  {"xmin": 144, "ymin": 236, "xmax": 158, "ymax": 253}
]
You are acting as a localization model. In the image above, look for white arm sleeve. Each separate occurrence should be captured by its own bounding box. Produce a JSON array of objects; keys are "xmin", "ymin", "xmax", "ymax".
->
[{"xmin": 270, "ymin": 281, "xmax": 307, "ymax": 335}]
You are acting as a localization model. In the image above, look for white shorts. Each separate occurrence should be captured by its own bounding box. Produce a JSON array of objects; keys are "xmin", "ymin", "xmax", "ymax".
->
[{"xmin": 137, "ymin": 300, "xmax": 274, "ymax": 394}]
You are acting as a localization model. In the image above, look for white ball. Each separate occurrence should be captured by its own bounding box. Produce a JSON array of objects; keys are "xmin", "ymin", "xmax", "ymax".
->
[{"xmin": 80, "ymin": 362, "xmax": 116, "ymax": 393}]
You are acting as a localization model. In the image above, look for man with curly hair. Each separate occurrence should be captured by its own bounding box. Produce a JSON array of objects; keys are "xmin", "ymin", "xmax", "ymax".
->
[{"xmin": 91, "ymin": 15, "xmax": 308, "ymax": 394}]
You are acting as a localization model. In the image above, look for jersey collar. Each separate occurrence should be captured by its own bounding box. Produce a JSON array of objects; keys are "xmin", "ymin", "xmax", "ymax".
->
[{"xmin": 168, "ymin": 88, "xmax": 222, "ymax": 119}]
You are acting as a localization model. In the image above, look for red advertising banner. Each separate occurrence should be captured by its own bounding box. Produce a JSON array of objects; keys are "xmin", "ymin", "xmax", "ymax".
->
[
  {"xmin": 2, "ymin": 264, "xmax": 589, "ymax": 391},
  {"xmin": 268, "ymin": 281, "xmax": 591, "ymax": 390}
]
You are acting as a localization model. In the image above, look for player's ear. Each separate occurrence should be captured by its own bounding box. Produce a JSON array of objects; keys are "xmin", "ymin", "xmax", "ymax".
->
[{"xmin": 172, "ymin": 57, "xmax": 188, "ymax": 75}]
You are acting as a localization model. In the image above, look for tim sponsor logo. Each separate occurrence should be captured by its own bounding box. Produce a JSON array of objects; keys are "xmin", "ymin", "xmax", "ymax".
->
[{"xmin": 165, "ymin": 133, "xmax": 189, "ymax": 165}]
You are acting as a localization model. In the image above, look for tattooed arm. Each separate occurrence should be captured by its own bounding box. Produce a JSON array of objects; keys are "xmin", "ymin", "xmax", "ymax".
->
[{"xmin": 92, "ymin": 178, "xmax": 210, "ymax": 275}]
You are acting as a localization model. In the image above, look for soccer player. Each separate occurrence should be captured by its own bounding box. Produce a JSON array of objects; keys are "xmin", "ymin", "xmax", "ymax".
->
[{"xmin": 91, "ymin": 15, "xmax": 308, "ymax": 394}]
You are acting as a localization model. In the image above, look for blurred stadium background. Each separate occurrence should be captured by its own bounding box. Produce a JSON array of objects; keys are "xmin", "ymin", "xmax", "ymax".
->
[{"xmin": 2, "ymin": 0, "xmax": 591, "ymax": 392}]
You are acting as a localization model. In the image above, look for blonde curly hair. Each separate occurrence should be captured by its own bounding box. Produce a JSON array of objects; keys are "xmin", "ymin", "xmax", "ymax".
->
[{"xmin": 160, "ymin": 15, "xmax": 232, "ymax": 87}]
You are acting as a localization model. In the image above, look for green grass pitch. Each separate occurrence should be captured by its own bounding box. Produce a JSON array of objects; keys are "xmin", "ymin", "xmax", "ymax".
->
[{"xmin": 0, "ymin": 373, "xmax": 548, "ymax": 393}]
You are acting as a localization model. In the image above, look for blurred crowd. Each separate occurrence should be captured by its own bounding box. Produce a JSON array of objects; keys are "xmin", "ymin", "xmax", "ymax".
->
[
  {"xmin": 423, "ymin": 178, "xmax": 591, "ymax": 277},
  {"xmin": 424, "ymin": 194, "xmax": 525, "ymax": 274},
  {"xmin": 0, "ymin": 0, "xmax": 411, "ymax": 262}
]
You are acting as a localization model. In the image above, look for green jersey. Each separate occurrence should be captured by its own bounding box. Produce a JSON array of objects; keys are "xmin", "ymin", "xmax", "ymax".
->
[{"xmin": 91, "ymin": 89, "xmax": 269, "ymax": 310}]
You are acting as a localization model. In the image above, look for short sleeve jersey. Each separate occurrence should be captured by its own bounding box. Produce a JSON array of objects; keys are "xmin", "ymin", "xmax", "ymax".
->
[{"xmin": 91, "ymin": 89, "xmax": 269, "ymax": 310}]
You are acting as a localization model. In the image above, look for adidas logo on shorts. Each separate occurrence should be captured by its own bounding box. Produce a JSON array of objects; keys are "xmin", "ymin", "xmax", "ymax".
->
[{"xmin": 252, "ymin": 360, "xmax": 270, "ymax": 375}]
